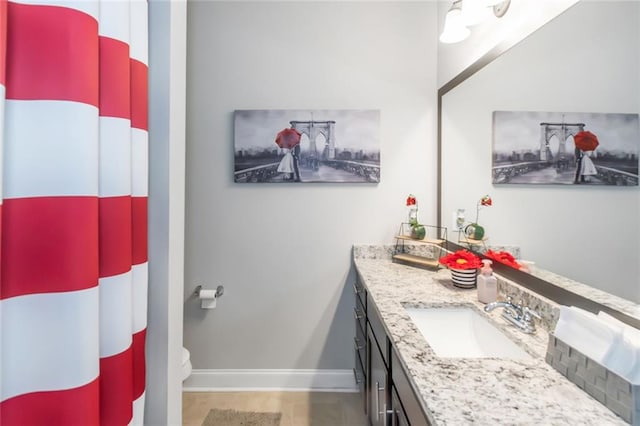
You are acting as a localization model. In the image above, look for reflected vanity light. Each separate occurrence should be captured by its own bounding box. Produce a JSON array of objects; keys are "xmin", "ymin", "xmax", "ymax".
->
[
  {"xmin": 440, "ymin": 0, "xmax": 511, "ymax": 44},
  {"xmin": 440, "ymin": 1, "xmax": 470, "ymax": 44}
]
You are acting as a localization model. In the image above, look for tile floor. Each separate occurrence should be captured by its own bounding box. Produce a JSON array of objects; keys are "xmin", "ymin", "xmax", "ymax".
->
[{"xmin": 182, "ymin": 391, "xmax": 368, "ymax": 426}]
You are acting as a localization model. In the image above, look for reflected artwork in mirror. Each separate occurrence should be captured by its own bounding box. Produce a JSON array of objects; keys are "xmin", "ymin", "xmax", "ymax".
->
[
  {"xmin": 438, "ymin": 1, "xmax": 640, "ymax": 316},
  {"xmin": 492, "ymin": 111, "xmax": 640, "ymax": 186}
]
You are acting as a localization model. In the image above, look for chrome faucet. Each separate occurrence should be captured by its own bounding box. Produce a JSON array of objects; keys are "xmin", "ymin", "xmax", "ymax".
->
[{"xmin": 484, "ymin": 297, "xmax": 541, "ymax": 334}]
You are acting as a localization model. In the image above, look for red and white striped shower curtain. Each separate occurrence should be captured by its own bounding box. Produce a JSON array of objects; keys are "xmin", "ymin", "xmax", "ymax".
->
[{"xmin": 0, "ymin": 1, "xmax": 148, "ymax": 424}]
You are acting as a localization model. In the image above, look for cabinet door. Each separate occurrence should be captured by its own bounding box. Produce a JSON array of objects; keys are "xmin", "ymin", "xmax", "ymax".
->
[
  {"xmin": 354, "ymin": 347, "xmax": 366, "ymax": 414},
  {"xmin": 391, "ymin": 348, "xmax": 431, "ymax": 426},
  {"xmin": 390, "ymin": 388, "xmax": 410, "ymax": 426},
  {"xmin": 367, "ymin": 293, "xmax": 389, "ymax": 366},
  {"xmin": 368, "ymin": 325, "xmax": 389, "ymax": 426}
]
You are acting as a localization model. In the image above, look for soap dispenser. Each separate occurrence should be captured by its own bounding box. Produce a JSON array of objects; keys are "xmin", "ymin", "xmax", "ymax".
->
[{"xmin": 477, "ymin": 259, "xmax": 497, "ymax": 304}]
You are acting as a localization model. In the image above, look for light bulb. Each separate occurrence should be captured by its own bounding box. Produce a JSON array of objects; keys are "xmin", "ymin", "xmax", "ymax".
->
[{"xmin": 440, "ymin": 2, "xmax": 470, "ymax": 44}]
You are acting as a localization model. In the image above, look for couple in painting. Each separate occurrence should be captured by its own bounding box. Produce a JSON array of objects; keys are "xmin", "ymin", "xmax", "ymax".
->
[
  {"xmin": 573, "ymin": 130, "xmax": 599, "ymax": 184},
  {"xmin": 277, "ymin": 144, "xmax": 301, "ymax": 182},
  {"xmin": 574, "ymin": 148, "xmax": 597, "ymax": 184}
]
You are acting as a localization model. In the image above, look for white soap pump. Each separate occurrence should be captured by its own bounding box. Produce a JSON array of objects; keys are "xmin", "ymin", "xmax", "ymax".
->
[{"xmin": 477, "ymin": 259, "xmax": 497, "ymax": 304}]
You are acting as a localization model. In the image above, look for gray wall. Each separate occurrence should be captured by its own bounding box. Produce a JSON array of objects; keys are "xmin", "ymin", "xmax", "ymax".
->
[{"xmin": 184, "ymin": 1, "xmax": 438, "ymax": 370}]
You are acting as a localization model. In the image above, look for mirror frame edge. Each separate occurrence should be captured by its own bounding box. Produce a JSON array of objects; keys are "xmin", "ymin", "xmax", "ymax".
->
[{"xmin": 437, "ymin": 39, "xmax": 515, "ymax": 227}]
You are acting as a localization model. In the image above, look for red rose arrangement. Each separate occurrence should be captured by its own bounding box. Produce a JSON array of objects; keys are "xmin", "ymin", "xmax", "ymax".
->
[
  {"xmin": 405, "ymin": 194, "xmax": 425, "ymax": 239},
  {"xmin": 474, "ymin": 194, "xmax": 492, "ymax": 225},
  {"xmin": 438, "ymin": 250, "xmax": 482, "ymax": 270},
  {"xmin": 465, "ymin": 195, "xmax": 492, "ymax": 240}
]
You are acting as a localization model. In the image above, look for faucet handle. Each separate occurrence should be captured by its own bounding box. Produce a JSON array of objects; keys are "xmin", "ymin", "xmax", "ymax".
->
[
  {"xmin": 522, "ymin": 306, "xmax": 541, "ymax": 321},
  {"xmin": 505, "ymin": 296, "xmax": 523, "ymax": 306}
]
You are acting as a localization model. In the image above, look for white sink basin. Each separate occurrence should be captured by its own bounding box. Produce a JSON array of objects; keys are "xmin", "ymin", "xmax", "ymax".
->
[{"xmin": 404, "ymin": 307, "xmax": 531, "ymax": 359}]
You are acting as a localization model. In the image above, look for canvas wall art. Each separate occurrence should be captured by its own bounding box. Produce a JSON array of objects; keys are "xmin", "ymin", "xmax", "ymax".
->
[
  {"xmin": 492, "ymin": 111, "xmax": 639, "ymax": 186},
  {"xmin": 234, "ymin": 109, "xmax": 380, "ymax": 183}
]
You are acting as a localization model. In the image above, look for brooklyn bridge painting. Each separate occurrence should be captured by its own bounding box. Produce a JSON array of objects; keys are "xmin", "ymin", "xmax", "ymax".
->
[
  {"xmin": 492, "ymin": 111, "xmax": 639, "ymax": 186},
  {"xmin": 234, "ymin": 110, "xmax": 380, "ymax": 183}
]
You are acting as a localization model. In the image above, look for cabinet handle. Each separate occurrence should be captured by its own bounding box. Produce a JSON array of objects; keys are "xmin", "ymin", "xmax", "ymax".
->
[
  {"xmin": 354, "ymin": 308, "xmax": 364, "ymax": 320},
  {"xmin": 376, "ymin": 382, "xmax": 385, "ymax": 422},
  {"xmin": 354, "ymin": 337, "xmax": 364, "ymax": 351},
  {"xmin": 391, "ymin": 409, "xmax": 399, "ymax": 426},
  {"xmin": 385, "ymin": 406, "xmax": 398, "ymax": 426},
  {"xmin": 383, "ymin": 403, "xmax": 389, "ymax": 426}
]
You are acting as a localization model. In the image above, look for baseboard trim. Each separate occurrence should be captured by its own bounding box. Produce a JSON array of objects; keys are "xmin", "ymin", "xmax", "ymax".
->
[{"xmin": 182, "ymin": 369, "xmax": 358, "ymax": 392}]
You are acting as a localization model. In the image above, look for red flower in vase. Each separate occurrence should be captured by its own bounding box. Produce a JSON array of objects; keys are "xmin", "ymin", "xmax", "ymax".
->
[
  {"xmin": 438, "ymin": 250, "xmax": 482, "ymax": 270},
  {"xmin": 480, "ymin": 195, "xmax": 492, "ymax": 206},
  {"xmin": 406, "ymin": 195, "xmax": 417, "ymax": 206}
]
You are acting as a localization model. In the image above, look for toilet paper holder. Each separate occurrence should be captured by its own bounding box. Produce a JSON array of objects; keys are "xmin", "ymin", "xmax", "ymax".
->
[
  {"xmin": 194, "ymin": 285, "xmax": 224, "ymax": 309},
  {"xmin": 194, "ymin": 284, "xmax": 224, "ymax": 299}
]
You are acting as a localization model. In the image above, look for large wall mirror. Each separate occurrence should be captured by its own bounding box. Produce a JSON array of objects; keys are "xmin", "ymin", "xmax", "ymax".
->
[{"xmin": 439, "ymin": 1, "xmax": 639, "ymax": 313}]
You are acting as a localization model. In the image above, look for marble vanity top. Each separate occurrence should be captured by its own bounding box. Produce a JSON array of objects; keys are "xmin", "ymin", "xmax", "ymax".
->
[{"xmin": 353, "ymin": 252, "xmax": 626, "ymax": 425}]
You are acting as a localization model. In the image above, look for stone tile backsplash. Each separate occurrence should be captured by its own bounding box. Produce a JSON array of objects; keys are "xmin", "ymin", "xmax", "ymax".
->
[{"xmin": 495, "ymin": 275, "xmax": 560, "ymax": 332}]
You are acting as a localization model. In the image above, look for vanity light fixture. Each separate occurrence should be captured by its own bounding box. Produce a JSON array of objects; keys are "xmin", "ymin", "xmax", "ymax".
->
[
  {"xmin": 439, "ymin": 1, "xmax": 470, "ymax": 44},
  {"xmin": 440, "ymin": 0, "xmax": 511, "ymax": 44},
  {"xmin": 461, "ymin": 0, "xmax": 492, "ymax": 26}
]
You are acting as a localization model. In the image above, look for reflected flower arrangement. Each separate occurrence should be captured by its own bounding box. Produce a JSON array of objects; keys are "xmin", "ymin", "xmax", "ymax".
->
[
  {"xmin": 439, "ymin": 250, "xmax": 482, "ymax": 270},
  {"xmin": 485, "ymin": 250, "xmax": 522, "ymax": 269}
]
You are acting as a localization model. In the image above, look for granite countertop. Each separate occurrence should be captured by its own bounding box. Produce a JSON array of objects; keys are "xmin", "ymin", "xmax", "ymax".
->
[{"xmin": 354, "ymin": 256, "xmax": 626, "ymax": 425}]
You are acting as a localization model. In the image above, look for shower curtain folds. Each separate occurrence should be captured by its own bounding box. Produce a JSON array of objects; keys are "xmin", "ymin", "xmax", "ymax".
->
[{"xmin": 0, "ymin": 1, "xmax": 149, "ymax": 424}]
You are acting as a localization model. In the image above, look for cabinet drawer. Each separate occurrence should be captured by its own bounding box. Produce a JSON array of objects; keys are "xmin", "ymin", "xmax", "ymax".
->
[
  {"xmin": 354, "ymin": 303, "xmax": 366, "ymax": 336},
  {"xmin": 353, "ymin": 280, "xmax": 366, "ymax": 310},
  {"xmin": 367, "ymin": 293, "xmax": 389, "ymax": 367},
  {"xmin": 355, "ymin": 316, "xmax": 366, "ymax": 366},
  {"xmin": 356, "ymin": 289, "xmax": 366, "ymax": 316},
  {"xmin": 354, "ymin": 349, "xmax": 367, "ymax": 414},
  {"xmin": 391, "ymin": 348, "xmax": 431, "ymax": 426}
]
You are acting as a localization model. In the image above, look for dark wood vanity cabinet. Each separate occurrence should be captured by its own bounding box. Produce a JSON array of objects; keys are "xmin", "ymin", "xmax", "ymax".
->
[
  {"xmin": 353, "ymin": 280, "xmax": 368, "ymax": 413},
  {"xmin": 353, "ymin": 279, "xmax": 430, "ymax": 426}
]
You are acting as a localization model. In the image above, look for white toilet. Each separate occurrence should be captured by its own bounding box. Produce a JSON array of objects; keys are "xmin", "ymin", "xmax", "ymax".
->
[{"xmin": 182, "ymin": 347, "xmax": 192, "ymax": 381}]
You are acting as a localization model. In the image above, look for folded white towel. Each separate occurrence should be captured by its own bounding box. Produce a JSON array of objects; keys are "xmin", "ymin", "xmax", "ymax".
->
[
  {"xmin": 601, "ymin": 333, "xmax": 636, "ymax": 379},
  {"xmin": 554, "ymin": 306, "xmax": 623, "ymax": 365},
  {"xmin": 597, "ymin": 311, "xmax": 640, "ymax": 343},
  {"xmin": 598, "ymin": 311, "xmax": 640, "ymax": 383}
]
